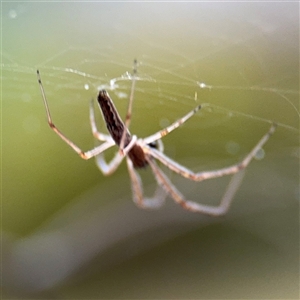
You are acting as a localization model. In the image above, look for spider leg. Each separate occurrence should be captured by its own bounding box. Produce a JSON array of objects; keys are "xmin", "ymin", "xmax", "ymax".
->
[
  {"xmin": 120, "ymin": 60, "xmax": 138, "ymax": 150},
  {"xmin": 144, "ymin": 123, "xmax": 277, "ymax": 181},
  {"xmin": 95, "ymin": 152, "xmax": 124, "ymax": 175},
  {"xmin": 126, "ymin": 157, "xmax": 167, "ymax": 209},
  {"xmin": 96, "ymin": 135, "xmax": 138, "ymax": 175},
  {"xmin": 147, "ymin": 157, "xmax": 246, "ymax": 216},
  {"xmin": 37, "ymin": 70, "xmax": 116, "ymax": 160},
  {"xmin": 143, "ymin": 104, "xmax": 201, "ymax": 145}
]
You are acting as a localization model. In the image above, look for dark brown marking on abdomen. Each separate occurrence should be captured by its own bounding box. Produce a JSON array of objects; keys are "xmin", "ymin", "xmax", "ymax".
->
[
  {"xmin": 97, "ymin": 90, "xmax": 148, "ymax": 168},
  {"xmin": 97, "ymin": 90, "xmax": 131, "ymax": 146}
]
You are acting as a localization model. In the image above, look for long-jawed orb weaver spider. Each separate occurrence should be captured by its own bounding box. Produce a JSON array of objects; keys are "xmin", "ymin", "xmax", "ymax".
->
[{"xmin": 37, "ymin": 61, "xmax": 277, "ymax": 216}]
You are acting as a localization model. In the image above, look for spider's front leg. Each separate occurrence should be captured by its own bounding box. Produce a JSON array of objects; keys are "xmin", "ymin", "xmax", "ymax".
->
[
  {"xmin": 145, "ymin": 123, "xmax": 277, "ymax": 182},
  {"xmin": 37, "ymin": 70, "xmax": 116, "ymax": 160}
]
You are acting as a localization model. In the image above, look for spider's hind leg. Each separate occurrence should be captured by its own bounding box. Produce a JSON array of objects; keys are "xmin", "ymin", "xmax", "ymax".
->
[
  {"xmin": 147, "ymin": 158, "xmax": 247, "ymax": 216},
  {"xmin": 126, "ymin": 157, "xmax": 167, "ymax": 209}
]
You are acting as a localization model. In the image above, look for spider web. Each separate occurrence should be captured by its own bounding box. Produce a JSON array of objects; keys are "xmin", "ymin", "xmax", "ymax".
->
[{"xmin": 2, "ymin": 2, "xmax": 299, "ymax": 298}]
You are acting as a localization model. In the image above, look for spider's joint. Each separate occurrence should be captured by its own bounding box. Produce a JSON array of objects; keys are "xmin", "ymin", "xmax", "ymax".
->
[
  {"xmin": 161, "ymin": 129, "xmax": 168, "ymax": 137},
  {"xmin": 79, "ymin": 151, "xmax": 89, "ymax": 160},
  {"xmin": 120, "ymin": 135, "xmax": 137, "ymax": 156}
]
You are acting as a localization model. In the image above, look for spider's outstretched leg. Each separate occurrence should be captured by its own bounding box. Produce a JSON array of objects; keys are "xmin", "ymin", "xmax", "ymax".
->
[
  {"xmin": 37, "ymin": 70, "xmax": 115, "ymax": 159},
  {"xmin": 126, "ymin": 157, "xmax": 167, "ymax": 209},
  {"xmin": 143, "ymin": 104, "xmax": 202, "ymax": 145},
  {"xmin": 147, "ymin": 158, "xmax": 246, "ymax": 216},
  {"xmin": 144, "ymin": 123, "xmax": 277, "ymax": 182}
]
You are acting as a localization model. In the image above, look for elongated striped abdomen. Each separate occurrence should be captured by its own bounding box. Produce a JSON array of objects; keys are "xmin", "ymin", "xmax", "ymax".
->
[{"xmin": 97, "ymin": 90, "xmax": 131, "ymax": 146}]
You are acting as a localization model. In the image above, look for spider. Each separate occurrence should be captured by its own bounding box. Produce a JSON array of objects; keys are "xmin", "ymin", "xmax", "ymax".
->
[{"xmin": 37, "ymin": 61, "xmax": 277, "ymax": 216}]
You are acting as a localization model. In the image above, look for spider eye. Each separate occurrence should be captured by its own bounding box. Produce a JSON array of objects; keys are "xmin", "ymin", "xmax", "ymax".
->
[{"xmin": 148, "ymin": 141, "xmax": 158, "ymax": 149}]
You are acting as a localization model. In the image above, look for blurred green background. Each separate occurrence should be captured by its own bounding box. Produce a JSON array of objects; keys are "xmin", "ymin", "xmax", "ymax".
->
[{"xmin": 2, "ymin": 2, "xmax": 299, "ymax": 299}]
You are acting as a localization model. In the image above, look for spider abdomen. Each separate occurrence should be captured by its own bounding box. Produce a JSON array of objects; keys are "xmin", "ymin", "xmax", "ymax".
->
[
  {"xmin": 97, "ymin": 89, "xmax": 148, "ymax": 168},
  {"xmin": 98, "ymin": 89, "xmax": 131, "ymax": 146}
]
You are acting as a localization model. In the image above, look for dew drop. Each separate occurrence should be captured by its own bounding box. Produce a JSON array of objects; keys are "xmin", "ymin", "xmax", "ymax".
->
[
  {"xmin": 225, "ymin": 141, "xmax": 240, "ymax": 155},
  {"xmin": 255, "ymin": 148, "xmax": 265, "ymax": 160},
  {"xmin": 9, "ymin": 9, "xmax": 17, "ymax": 19}
]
